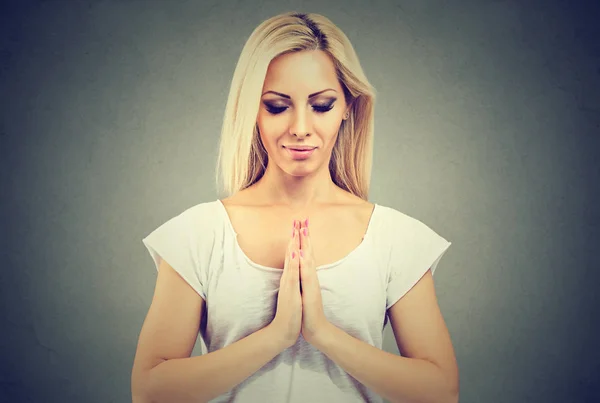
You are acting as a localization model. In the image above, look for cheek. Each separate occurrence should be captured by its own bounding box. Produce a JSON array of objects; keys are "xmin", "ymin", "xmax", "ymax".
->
[
  {"xmin": 256, "ymin": 113, "xmax": 274, "ymax": 143},
  {"xmin": 257, "ymin": 112, "xmax": 283, "ymax": 136},
  {"xmin": 258, "ymin": 131, "xmax": 277, "ymax": 154},
  {"xmin": 317, "ymin": 118, "xmax": 343, "ymax": 143},
  {"xmin": 257, "ymin": 111, "xmax": 342, "ymax": 143}
]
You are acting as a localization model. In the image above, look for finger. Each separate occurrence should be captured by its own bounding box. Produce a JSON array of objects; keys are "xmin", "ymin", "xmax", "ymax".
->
[
  {"xmin": 294, "ymin": 239, "xmax": 302, "ymax": 292},
  {"xmin": 299, "ymin": 218, "xmax": 311, "ymax": 255},
  {"xmin": 283, "ymin": 221, "xmax": 297, "ymax": 281},
  {"xmin": 294, "ymin": 219, "xmax": 301, "ymax": 251},
  {"xmin": 288, "ymin": 220, "xmax": 297, "ymax": 247},
  {"xmin": 289, "ymin": 221, "xmax": 300, "ymax": 279},
  {"xmin": 290, "ymin": 235, "xmax": 300, "ymax": 284},
  {"xmin": 292, "ymin": 221, "xmax": 300, "ymax": 273}
]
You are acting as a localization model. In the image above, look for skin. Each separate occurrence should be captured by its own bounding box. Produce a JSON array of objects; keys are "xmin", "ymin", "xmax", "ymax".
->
[
  {"xmin": 222, "ymin": 49, "xmax": 375, "ymax": 271},
  {"xmin": 130, "ymin": 49, "xmax": 458, "ymax": 403},
  {"xmin": 221, "ymin": 49, "xmax": 459, "ymax": 400},
  {"xmin": 222, "ymin": 47, "xmax": 371, "ymax": 347},
  {"xmin": 252, "ymin": 49, "xmax": 352, "ymax": 209}
]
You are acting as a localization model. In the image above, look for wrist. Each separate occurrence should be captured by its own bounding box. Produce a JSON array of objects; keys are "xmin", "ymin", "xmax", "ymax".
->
[
  {"xmin": 308, "ymin": 322, "xmax": 336, "ymax": 349},
  {"xmin": 264, "ymin": 324, "xmax": 295, "ymax": 351}
]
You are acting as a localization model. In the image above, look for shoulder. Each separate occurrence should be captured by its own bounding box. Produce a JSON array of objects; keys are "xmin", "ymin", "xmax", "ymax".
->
[
  {"xmin": 219, "ymin": 188, "xmax": 264, "ymax": 211},
  {"xmin": 218, "ymin": 191, "xmax": 260, "ymax": 225},
  {"xmin": 373, "ymin": 204, "xmax": 427, "ymax": 229},
  {"xmin": 334, "ymin": 189, "xmax": 375, "ymax": 219},
  {"xmin": 371, "ymin": 204, "xmax": 449, "ymax": 245},
  {"xmin": 169, "ymin": 200, "xmax": 224, "ymax": 235},
  {"xmin": 180, "ymin": 200, "xmax": 222, "ymax": 217},
  {"xmin": 375, "ymin": 204, "xmax": 451, "ymax": 255}
]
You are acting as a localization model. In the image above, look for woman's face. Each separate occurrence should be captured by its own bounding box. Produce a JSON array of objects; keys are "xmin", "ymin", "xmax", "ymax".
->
[{"xmin": 257, "ymin": 50, "xmax": 349, "ymax": 177}]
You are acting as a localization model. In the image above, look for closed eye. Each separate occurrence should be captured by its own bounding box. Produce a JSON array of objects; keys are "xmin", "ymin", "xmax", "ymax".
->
[{"xmin": 265, "ymin": 103, "xmax": 335, "ymax": 115}]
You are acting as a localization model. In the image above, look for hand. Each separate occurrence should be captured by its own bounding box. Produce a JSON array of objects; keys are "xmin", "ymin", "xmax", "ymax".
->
[
  {"xmin": 298, "ymin": 218, "xmax": 330, "ymax": 345},
  {"xmin": 269, "ymin": 220, "xmax": 303, "ymax": 349}
]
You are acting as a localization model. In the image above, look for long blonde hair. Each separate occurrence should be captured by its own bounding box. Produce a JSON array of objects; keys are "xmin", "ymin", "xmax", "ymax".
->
[{"xmin": 215, "ymin": 11, "xmax": 376, "ymax": 200}]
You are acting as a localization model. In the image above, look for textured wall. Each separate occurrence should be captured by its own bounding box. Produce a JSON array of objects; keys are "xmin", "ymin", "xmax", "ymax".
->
[{"xmin": 1, "ymin": 0, "xmax": 598, "ymax": 402}]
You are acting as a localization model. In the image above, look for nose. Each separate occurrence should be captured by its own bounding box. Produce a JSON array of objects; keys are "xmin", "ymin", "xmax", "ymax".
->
[{"xmin": 289, "ymin": 107, "xmax": 311, "ymax": 138}]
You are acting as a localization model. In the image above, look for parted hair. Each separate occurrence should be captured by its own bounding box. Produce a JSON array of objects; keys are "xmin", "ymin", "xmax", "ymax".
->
[{"xmin": 215, "ymin": 11, "xmax": 376, "ymax": 200}]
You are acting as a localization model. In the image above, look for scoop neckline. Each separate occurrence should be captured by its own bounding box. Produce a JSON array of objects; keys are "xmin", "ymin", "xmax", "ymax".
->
[{"xmin": 215, "ymin": 199, "xmax": 378, "ymax": 272}]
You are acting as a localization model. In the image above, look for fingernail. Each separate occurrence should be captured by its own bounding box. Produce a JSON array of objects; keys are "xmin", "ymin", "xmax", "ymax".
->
[
  {"xmin": 304, "ymin": 218, "xmax": 309, "ymax": 227},
  {"xmin": 292, "ymin": 251, "xmax": 296, "ymax": 259},
  {"xmin": 292, "ymin": 228, "xmax": 295, "ymax": 238},
  {"xmin": 299, "ymin": 250, "xmax": 304, "ymax": 258},
  {"xmin": 303, "ymin": 228, "xmax": 307, "ymax": 236}
]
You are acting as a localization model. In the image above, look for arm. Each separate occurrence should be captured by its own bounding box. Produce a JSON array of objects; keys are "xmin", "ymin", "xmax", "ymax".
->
[
  {"xmin": 311, "ymin": 270, "xmax": 459, "ymax": 403},
  {"xmin": 140, "ymin": 325, "xmax": 286, "ymax": 403},
  {"xmin": 131, "ymin": 259, "xmax": 289, "ymax": 403}
]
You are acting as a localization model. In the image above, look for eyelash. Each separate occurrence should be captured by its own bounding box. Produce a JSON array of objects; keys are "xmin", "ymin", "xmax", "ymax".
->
[{"xmin": 265, "ymin": 104, "xmax": 334, "ymax": 115}]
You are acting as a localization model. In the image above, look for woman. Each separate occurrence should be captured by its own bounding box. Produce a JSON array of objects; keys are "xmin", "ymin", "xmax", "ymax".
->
[{"xmin": 132, "ymin": 11, "xmax": 458, "ymax": 403}]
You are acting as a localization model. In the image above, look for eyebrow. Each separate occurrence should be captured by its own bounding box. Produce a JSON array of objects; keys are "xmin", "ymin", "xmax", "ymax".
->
[{"xmin": 261, "ymin": 89, "xmax": 337, "ymax": 99}]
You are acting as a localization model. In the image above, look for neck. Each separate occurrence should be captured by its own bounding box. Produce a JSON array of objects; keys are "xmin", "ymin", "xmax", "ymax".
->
[{"xmin": 254, "ymin": 162, "xmax": 339, "ymax": 209}]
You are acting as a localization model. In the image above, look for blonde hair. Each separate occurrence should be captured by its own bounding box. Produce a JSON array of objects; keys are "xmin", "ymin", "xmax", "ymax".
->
[{"xmin": 215, "ymin": 11, "xmax": 376, "ymax": 200}]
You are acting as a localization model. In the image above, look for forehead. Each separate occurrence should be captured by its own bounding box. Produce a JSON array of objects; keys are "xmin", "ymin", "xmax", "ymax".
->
[{"xmin": 262, "ymin": 50, "xmax": 341, "ymax": 94}]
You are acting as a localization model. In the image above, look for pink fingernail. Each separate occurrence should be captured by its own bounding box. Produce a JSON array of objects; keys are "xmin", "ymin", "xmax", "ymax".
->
[
  {"xmin": 299, "ymin": 250, "xmax": 304, "ymax": 258},
  {"xmin": 304, "ymin": 218, "xmax": 309, "ymax": 227},
  {"xmin": 292, "ymin": 228, "xmax": 295, "ymax": 238},
  {"xmin": 292, "ymin": 251, "xmax": 296, "ymax": 259},
  {"xmin": 303, "ymin": 228, "xmax": 307, "ymax": 236}
]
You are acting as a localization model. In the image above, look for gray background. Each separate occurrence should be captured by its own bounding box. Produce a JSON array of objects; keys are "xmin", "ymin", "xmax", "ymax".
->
[{"xmin": 1, "ymin": 0, "xmax": 599, "ymax": 402}]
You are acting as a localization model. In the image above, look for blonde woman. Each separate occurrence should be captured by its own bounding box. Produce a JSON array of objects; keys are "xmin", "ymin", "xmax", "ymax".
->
[{"xmin": 132, "ymin": 11, "xmax": 458, "ymax": 403}]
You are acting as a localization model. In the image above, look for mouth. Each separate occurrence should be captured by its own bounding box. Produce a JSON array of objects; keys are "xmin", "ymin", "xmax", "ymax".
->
[
  {"xmin": 284, "ymin": 146, "xmax": 317, "ymax": 151},
  {"xmin": 284, "ymin": 146, "xmax": 316, "ymax": 160}
]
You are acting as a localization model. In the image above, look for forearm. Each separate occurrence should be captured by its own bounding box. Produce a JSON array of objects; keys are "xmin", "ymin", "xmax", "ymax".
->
[
  {"xmin": 313, "ymin": 324, "xmax": 458, "ymax": 403},
  {"xmin": 142, "ymin": 325, "xmax": 288, "ymax": 403}
]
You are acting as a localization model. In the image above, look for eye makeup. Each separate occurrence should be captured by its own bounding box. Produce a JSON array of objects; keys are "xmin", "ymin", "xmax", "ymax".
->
[{"xmin": 262, "ymin": 98, "xmax": 337, "ymax": 115}]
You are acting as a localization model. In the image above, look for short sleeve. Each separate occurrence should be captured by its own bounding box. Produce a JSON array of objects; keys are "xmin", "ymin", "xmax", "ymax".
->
[
  {"xmin": 386, "ymin": 212, "xmax": 452, "ymax": 310},
  {"xmin": 142, "ymin": 210, "xmax": 206, "ymax": 300}
]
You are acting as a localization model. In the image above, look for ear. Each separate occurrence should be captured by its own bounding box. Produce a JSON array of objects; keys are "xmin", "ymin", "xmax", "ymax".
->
[
  {"xmin": 348, "ymin": 96, "xmax": 355, "ymax": 108},
  {"xmin": 344, "ymin": 101, "xmax": 354, "ymax": 118}
]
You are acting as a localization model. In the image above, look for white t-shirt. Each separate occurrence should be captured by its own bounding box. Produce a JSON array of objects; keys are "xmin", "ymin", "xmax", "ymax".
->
[{"xmin": 142, "ymin": 200, "xmax": 452, "ymax": 403}]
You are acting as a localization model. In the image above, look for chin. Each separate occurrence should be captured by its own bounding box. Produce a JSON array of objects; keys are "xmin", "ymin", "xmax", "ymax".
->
[
  {"xmin": 289, "ymin": 160, "xmax": 327, "ymax": 178},
  {"xmin": 287, "ymin": 166, "xmax": 313, "ymax": 177}
]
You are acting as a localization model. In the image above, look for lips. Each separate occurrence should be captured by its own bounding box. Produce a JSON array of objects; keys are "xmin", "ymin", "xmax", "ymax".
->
[
  {"xmin": 286, "ymin": 146, "xmax": 316, "ymax": 160},
  {"xmin": 285, "ymin": 146, "xmax": 316, "ymax": 151}
]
